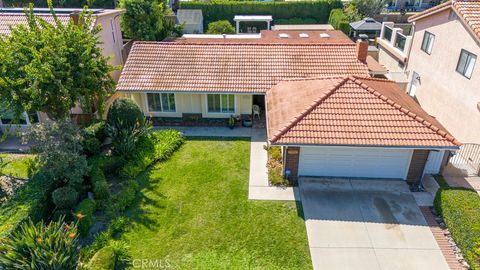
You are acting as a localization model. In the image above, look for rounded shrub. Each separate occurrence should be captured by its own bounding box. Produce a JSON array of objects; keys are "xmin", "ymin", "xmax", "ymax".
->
[
  {"xmin": 206, "ymin": 20, "xmax": 235, "ymax": 34},
  {"xmin": 106, "ymin": 98, "xmax": 144, "ymax": 132},
  {"xmin": 87, "ymin": 246, "xmax": 116, "ymax": 270},
  {"xmin": 84, "ymin": 137, "xmax": 102, "ymax": 156},
  {"xmin": 52, "ymin": 186, "xmax": 79, "ymax": 209}
]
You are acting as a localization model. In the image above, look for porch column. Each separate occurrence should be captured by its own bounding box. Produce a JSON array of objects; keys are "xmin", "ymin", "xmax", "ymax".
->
[
  {"xmin": 236, "ymin": 21, "xmax": 240, "ymax": 34},
  {"xmin": 267, "ymin": 21, "xmax": 270, "ymax": 30}
]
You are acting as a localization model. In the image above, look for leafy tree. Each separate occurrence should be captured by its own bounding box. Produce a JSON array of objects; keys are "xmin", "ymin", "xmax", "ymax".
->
[
  {"xmin": 0, "ymin": 5, "xmax": 115, "ymax": 120},
  {"xmin": 206, "ymin": 20, "xmax": 236, "ymax": 34},
  {"xmin": 120, "ymin": 0, "xmax": 177, "ymax": 41},
  {"xmin": 356, "ymin": 0, "xmax": 385, "ymax": 17},
  {"xmin": 24, "ymin": 120, "xmax": 88, "ymax": 189}
]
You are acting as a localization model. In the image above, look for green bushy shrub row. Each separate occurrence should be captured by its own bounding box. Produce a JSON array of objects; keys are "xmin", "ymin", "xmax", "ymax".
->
[
  {"xmin": 180, "ymin": 0, "xmax": 342, "ymax": 27},
  {"xmin": 106, "ymin": 180, "xmax": 139, "ymax": 218},
  {"xmin": 328, "ymin": 9, "xmax": 350, "ymax": 34},
  {"xmin": 274, "ymin": 17, "xmax": 318, "ymax": 25},
  {"xmin": 90, "ymin": 165, "xmax": 110, "ymax": 201},
  {"xmin": 80, "ymin": 217, "xmax": 131, "ymax": 262},
  {"xmin": 120, "ymin": 130, "xmax": 184, "ymax": 178},
  {"xmin": 434, "ymin": 188, "xmax": 480, "ymax": 270},
  {"xmin": 0, "ymin": 172, "xmax": 52, "ymax": 239},
  {"xmin": 76, "ymin": 198, "xmax": 96, "ymax": 236}
]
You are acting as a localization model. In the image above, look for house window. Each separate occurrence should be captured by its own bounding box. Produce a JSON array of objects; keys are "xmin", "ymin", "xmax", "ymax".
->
[
  {"xmin": 147, "ymin": 93, "xmax": 176, "ymax": 112},
  {"xmin": 207, "ymin": 94, "xmax": 235, "ymax": 113},
  {"xmin": 421, "ymin": 31, "xmax": 435, "ymax": 54},
  {"xmin": 456, "ymin": 49, "xmax": 477, "ymax": 79}
]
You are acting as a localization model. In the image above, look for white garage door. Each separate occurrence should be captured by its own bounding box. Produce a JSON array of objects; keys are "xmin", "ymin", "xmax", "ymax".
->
[{"xmin": 298, "ymin": 147, "xmax": 412, "ymax": 179}]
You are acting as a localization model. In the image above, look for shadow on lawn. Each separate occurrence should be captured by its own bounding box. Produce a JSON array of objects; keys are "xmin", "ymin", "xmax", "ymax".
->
[{"xmin": 124, "ymin": 167, "xmax": 167, "ymax": 230}]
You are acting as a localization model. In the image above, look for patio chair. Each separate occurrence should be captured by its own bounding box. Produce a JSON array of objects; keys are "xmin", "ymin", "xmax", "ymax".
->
[{"xmin": 252, "ymin": 105, "xmax": 261, "ymax": 119}]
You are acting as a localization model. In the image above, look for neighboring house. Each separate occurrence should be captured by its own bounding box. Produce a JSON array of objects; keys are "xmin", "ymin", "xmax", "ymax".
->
[
  {"xmin": 176, "ymin": 9, "xmax": 203, "ymax": 34},
  {"xmin": 0, "ymin": 8, "xmax": 125, "ymax": 129},
  {"xmin": 116, "ymin": 38, "xmax": 369, "ymax": 122},
  {"xmin": 349, "ymin": 17, "xmax": 382, "ymax": 42},
  {"xmin": 266, "ymin": 76, "xmax": 460, "ymax": 182},
  {"xmin": 407, "ymin": 0, "xmax": 480, "ymax": 144},
  {"xmin": 385, "ymin": 0, "xmax": 440, "ymax": 12},
  {"xmin": 0, "ymin": 8, "xmax": 125, "ymax": 81},
  {"xmin": 376, "ymin": 22, "xmax": 414, "ymax": 89},
  {"xmin": 177, "ymin": 30, "xmax": 354, "ymax": 44},
  {"xmin": 271, "ymin": 24, "xmax": 334, "ymax": 31}
]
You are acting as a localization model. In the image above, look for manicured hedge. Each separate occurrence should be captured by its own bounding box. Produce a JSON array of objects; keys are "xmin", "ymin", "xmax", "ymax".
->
[
  {"xmin": 0, "ymin": 172, "xmax": 52, "ymax": 239},
  {"xmin": 328, "ymin": 8, "xmax": 350, "ymax": 34},
  {"xmin": 120, "ymin": 130, "xmax": 185, "ymax": 178},
  {"xmin": 90, "ymin": 165, "xmax": 110, "ymax": 200},
  {"xmin": 76, "ymin": 198, "xmax": 96, "ymax": 236},
  {"xmin": 180, "ymin": 0, "xmax": 343, "ymax": 27},
  {"xmin": 434, "ymin": 188, "xmax": 480, "ymax": 270}
]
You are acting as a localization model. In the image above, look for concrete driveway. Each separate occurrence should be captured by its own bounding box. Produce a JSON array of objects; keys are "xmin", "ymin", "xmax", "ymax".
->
[{"xmin": 299, "ymin": 178, "xmax": 449, "ymax": 270}]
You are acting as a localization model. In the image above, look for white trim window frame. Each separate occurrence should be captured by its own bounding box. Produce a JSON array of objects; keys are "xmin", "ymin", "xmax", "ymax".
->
[
  {"xmin": 206, "ymin": 94, "xmax": 235, "ymax": 114},
  {"xmin": 456, "ymin": 49, "xmax": 476, "ymax": 79},
  {"xmin": 146, "ymin": 93, "xmax": 177, "ymax": 113},
  {"xmin": 420, "ymin": 31, "xmax": 435, "ymax": 55}
]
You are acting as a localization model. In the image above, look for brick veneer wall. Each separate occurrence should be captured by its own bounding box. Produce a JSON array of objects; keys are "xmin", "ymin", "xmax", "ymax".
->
[
  {"xmin": 406, "ymin": 149, "xmax": 430, "ymax": 183},
  {"xmin": 284, "ymin": 147, "xmax": 300, "ymax": 180}
]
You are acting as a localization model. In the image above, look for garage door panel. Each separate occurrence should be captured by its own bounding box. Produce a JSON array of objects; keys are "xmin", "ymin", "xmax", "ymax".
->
[{"xmin": 299, "ymin": 147, "xmax": 411, "ymax": 179}]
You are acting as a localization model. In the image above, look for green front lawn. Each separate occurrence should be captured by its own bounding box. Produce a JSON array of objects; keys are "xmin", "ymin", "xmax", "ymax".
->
[{"xmin": 122, "ymin": 138, "xmax": 311, "ymax": 269}]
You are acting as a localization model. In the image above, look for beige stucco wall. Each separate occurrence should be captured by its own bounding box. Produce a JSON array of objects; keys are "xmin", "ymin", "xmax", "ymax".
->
[
  {"xmin": 378, "ymin": 47, "xmax": 406, "ymax": 73},
  {"xmin": 127, "ymin": 92, "xmax": 254, "ymax": 119},
  {"xmin": 407, "ymin": 9, "xmax": 480, "ymax": 143},
  {"xmin": 95, "ymin": 13, "xmax": 124, "ymax": 82}
]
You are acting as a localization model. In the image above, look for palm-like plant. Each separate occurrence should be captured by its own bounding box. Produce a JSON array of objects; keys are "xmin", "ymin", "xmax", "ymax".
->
[{"xmin": 0, "ymin": 217, "xmax": 79, "ymax": 269}]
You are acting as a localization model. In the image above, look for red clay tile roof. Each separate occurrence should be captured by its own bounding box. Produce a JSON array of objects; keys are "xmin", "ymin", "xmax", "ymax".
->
[
  {"xmin": 0, "ymin": 14, "xmax": 72, "ymax": 36},
  {"xmin": 116, "ymin": 42, "xmax": 369, "ymax": 93},
  {"xmin": 172, "ymin": 30, "xmax": 354, "ymax": 44},
  {"xmin": 409, "ymin": 0, "xmax": 480, "ymax": 42},
  {"xmin": 267, "ymin": 76, "xmax": 461, "ymax": 148}
]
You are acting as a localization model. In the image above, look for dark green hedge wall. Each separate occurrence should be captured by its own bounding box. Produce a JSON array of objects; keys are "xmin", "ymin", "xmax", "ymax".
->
[{"xmin": 180, "ymin": 0, "xmax": 343, "ymax": 27}]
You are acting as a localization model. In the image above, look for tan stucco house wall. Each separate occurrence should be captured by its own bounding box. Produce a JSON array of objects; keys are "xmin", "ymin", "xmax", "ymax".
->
[
  {"xmin": 126, "ymin": 92, "xmax": 254, "ymax": 119},
  {"xmin": 407, "ymin": 9, "xmax": 480, "ymax": 143}
]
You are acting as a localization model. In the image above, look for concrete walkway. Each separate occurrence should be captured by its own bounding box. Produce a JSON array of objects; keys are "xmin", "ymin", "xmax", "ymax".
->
[
  {"xmin": 0, "ymin": 136, "xmax": 29, "ymax": 153},
  {"xmin": 248, "ymin": 129, "xmax": 299, "ymax": 201},
  {"xmin": 299, "ymin": 178, "xmax": 449, "ymax": 270},
  {"xmin": 411, "ymin": 175, "xmax": 439, "ymax": 207}
]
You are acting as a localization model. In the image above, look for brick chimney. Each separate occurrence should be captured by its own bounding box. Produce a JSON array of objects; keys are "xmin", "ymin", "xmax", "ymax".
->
[
  {"xmin": 69, "ymin": 10, "xmax": 82, "ymax": 26},
  {"xmin": 356, "ymin": 35, "xmax": 369, "ymax": 63}
]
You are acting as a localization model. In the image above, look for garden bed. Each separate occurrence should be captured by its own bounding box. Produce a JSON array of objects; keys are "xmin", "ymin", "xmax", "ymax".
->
[{"xmin": 264, "ymin": 146, "xmax": 289, "ymax": 186}]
